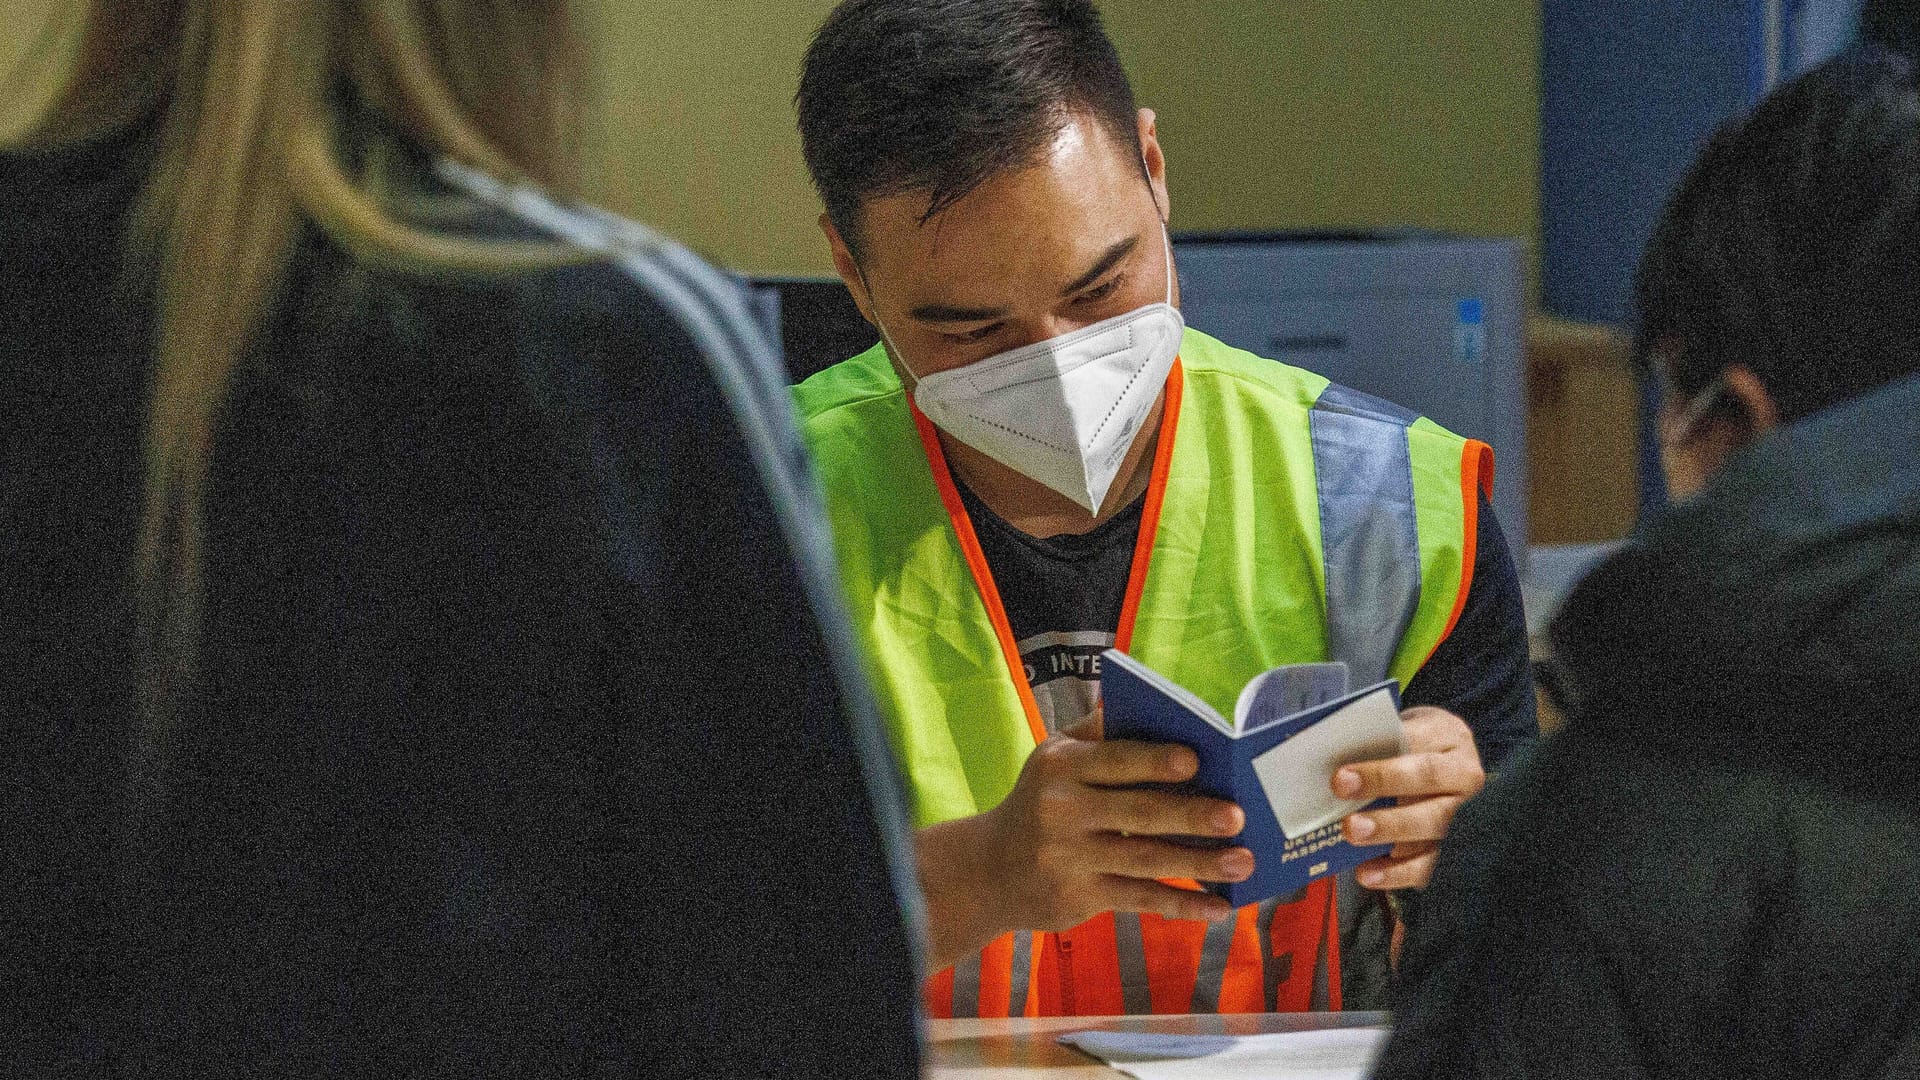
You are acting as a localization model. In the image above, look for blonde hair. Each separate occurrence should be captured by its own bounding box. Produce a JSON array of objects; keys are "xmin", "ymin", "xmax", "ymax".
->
[{"xmin": 3, "ymin": 1, "xmax": 592, "ymax": 772}]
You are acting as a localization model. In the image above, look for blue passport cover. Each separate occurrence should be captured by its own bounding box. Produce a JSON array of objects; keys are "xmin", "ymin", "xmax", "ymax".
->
[{"xmin": 1099, "ymin": 651, "xmax": 1400, "ymax": 907}]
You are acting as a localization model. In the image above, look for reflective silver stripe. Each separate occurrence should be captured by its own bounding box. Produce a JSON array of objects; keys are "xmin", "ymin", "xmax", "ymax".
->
[
  {"xmin": 1113, "ymin": 913, "xmax": 1154, "ymax": 1015},
  {"xmin": 1309, "ymin": 881, "xmax": 1336, "ymax": 1011},
  {"xmin": 1256, "ymin": 891, "xmax": 1297, "ymax": 1010},
  {"xmin": 950, "ymin": 952, "xmax": 982, "ymax": 1019},
  {"xmin": 1186, "ymin": 910, "xmax": 1241, "ymax": 1013},
  {"xmin": 1008, "ymin": 930, "xmax": 1035, "ymax": 1017},
  {"xmin": 1308, "ymin": 384, "xmax": 1423, "ymax": 686}
]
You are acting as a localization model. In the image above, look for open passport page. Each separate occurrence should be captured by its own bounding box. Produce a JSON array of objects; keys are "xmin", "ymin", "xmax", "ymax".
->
[{"xmin": 1098, "ymin": 652, "xmax": 1405, "ymax": 905}]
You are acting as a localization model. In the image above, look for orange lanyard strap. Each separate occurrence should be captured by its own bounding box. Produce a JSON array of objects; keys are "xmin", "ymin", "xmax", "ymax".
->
[
  {"xmin": 1113, "ymin": 362, "xmax": 1184, "ymax": 654},
  {"xmin": 907, "ymin": 361, "xmax": 1186, "ymax": 746},
  {"xmin": 909, "ymin": 402, "xmax": 1050, "ymax": 746}
]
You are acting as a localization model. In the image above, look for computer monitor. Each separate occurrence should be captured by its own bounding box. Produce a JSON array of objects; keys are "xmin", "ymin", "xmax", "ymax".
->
[
  {"xmin": 743, "ymin": 276, "xmax": 881, "ymax": 385},
  {"xmin": 1170, "ymin": 230, "xmax": 1528, "ymax": 550}
]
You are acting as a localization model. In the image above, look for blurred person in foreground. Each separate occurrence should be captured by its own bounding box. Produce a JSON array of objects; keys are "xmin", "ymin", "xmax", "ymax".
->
[
  {"xmin": 1864, "ymin": 0, "xmax": 1920, "ymax": 53},
  {"xmin": 1372, "ymin": 46, "xmax": 1920, "ymax": 1079},
  {"xmin": 1, "ymin": 2, "xmax": 920, "ymax": 1076}
]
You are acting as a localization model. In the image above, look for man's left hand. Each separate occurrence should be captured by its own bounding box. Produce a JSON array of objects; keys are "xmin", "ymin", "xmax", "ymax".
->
[{"xmin": 1331, "ymin": 706, "xmax": 1485, "ymax": 891}]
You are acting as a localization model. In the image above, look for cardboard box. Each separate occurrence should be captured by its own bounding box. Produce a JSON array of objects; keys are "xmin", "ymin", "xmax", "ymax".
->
[{"xmin": 1526, "ymin": 316, "xmax": 1640, "ymax": 544}]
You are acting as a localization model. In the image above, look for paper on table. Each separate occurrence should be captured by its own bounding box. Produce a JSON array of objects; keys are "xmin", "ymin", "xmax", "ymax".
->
[
  {"xmin": 1057, "ymin": 1027, "xmax": 1388, "ymax": 1080},
  {"xmin": 1249, "ymin": 686, "xmax": 1404, "ymax": 838}
]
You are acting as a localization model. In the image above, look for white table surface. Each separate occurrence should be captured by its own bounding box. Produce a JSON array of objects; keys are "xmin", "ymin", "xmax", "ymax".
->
[{"xmin": 924, "ymin": 1012, "xmax": 1391, "ymax": 1079}]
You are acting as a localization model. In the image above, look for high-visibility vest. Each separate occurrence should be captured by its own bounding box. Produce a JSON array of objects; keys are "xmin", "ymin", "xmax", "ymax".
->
[{"xmin": 794, "ymin": 328, "xmax": 1491, "ymax": 1017}]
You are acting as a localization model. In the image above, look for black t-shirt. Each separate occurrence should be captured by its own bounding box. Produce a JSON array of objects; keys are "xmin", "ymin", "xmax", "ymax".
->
[
  {"xmin": 955, "ymin": 480, "xmax": 1147, "ymax": 733},
  {"xmin": 955, "ymin": 478, "xmax": 1536, "ymax": 771}
]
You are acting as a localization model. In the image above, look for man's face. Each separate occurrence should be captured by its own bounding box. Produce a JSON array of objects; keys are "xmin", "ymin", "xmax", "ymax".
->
[{"xmin": 829, "ymin": 110, "xmax": 1174, "ymax": 386}]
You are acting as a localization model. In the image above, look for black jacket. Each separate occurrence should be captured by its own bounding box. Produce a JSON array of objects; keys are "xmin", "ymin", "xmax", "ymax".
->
[
  {"xmin": 1373, "ymin": 371, "xmax": 1920, "ymax": 1078},
  {"xmin": 3, "ymin": 125, "xmax": 921, "ymax": 1077}
]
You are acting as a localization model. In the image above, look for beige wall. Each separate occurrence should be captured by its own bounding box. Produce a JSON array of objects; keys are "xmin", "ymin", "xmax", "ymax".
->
[
  {"xmin": 2, "ymin": 2, "xmax": 1540, "ymax": 274},
  {"xmin": 1103, "ymin": 2, "xmax": 1540, "ymax": 252},
  {"xmin": 583, "ymin": 1, "xmax": 1541, "ymax": 277}
]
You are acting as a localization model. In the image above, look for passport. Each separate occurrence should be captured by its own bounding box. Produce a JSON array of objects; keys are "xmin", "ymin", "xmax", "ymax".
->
[{"xmin": 1098, "ymin": 650, "xmax": 1404, "ymax": 906}]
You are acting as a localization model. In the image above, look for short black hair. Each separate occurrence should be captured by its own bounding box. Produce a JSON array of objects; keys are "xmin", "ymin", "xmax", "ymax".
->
[
  {"xmin": 1634, "ymin": 46, "xmax": 1920, "ymax": 424},
  {"xmin": 796, "ymin": 0, "xmax": 1143, "ymax": 256}
]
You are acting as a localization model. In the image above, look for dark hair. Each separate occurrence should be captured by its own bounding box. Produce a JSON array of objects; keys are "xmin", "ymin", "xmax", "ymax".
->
[
  {"xmin": 1634, "ymin": 46, "xmax": 1920, "ymax": 424},
  {"xmin": 796, "ymin": 0, "xmax": 1143, "ymax": 256},
  {"xmin": 1862, "ymin": 0, "xmax": 1920, "ymax": 55}
]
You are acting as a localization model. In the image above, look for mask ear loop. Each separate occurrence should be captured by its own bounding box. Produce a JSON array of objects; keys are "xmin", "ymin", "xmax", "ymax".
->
[
  {"xmin": 1161, "ymin": 223, "xmax": 1175, "ymax": 308},
  {"xmin": 1144, "ymin": 159, "xmax": 1174, "ymax": 309},
  {"xmin": 856, "ymin": 264, "xmax": 924, "ymax": 387},
  {"xmin": 1665, "ymin": 371, "xmax": 1730, "ymax": 446}
]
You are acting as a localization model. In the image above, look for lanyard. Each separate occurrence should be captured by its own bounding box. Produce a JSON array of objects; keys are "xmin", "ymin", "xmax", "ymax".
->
[{"xmin": 906, "ymin": 361, "xmax": 1187, "ymax": 746}]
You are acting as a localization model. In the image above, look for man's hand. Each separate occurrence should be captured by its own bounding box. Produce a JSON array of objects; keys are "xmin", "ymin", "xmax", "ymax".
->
[
  {"xmin": 916, "ymin": 722, "xmax": 1247, "ymax": 971},
  {"xmin": 1333, "ymin": 706, "xmax": 1485, "ymax": 892}
]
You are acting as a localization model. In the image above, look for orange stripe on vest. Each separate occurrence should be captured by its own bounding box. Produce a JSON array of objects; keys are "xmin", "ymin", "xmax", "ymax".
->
[{"xmin": 912, "ymin": 365, "xmax": 1347, "ymax": 1017}]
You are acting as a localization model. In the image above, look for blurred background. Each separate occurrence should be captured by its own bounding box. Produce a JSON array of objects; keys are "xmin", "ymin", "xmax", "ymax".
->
[
  {"xmin": 3, "ymin": 0, "xmax": 1879, "ymax": 722},
  {"xmin": 575, "ymin": 0, "xmax": 1862, "ymax": 562},
  {"xmin": 577, "ymin": 0, "xmax": 1869, "ymax": 733},
  {"xmin": 580, "ymin": 0, "xmax": 1542, "ymax": 276}
]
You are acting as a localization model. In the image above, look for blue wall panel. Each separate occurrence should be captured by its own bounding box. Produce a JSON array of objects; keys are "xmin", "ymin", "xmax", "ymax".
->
[
  {"xmin": 1540, "ymin": 1, "xmax": 1757, "ymax": 326},
  {"xmin": 1542, "ymin": 0, "xmax": 1864, "ymax": 327},
  {"xmin": 1541, "ymin": 0, "xmax": 1865, "ymax": 513}
]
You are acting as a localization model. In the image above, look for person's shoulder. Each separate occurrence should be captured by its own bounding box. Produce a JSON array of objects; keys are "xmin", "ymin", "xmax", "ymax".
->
[
  {"xmin": 0, "ymin": 121, "xmax": 157, "ymax": 279},
  {"xmin": 1502, "ymin": 726, "xmax": 1816, "ymax": 952},
  {"xmin": 792, "ymin": 344, "xmax": 903, "ymax": 424},
  {"xmin": 1177, "ymin": 327, "xmax": 1329, "ymax": 408},
  {"xmin": 1179, "ymin": 327, "xmax": 1469, "ymax": 444},
  {"xmin": 1413, "ymin": 726, "xmax": 1779, "ymax": 977},
  {"xmin": 346, "ymin": 164, "xmax": 801, "ymax": 425},
  {"xmin": 286, "ymin": 166, "xmax": 817, "ymax": 555},
  {"xmin": 1523, "ymin": 724, "xmax": 1920, "ymax": 1041},
  {"xmin": 1383, "ymin": 731, "xmax": 1758, "ymax": 1078},
  {"xmin": 377, "ymin": 166, "xmax": 719, "ymax": 356}
]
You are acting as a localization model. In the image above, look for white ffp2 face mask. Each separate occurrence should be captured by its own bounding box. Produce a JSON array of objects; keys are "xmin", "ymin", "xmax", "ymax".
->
[{"xmin": 875, "ymin": 231, "xmax": 1183, "ymax": 514}]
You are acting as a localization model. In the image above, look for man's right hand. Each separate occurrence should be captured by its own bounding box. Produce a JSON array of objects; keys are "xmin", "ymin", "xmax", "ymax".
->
[{"xmin": 915, "ymin": 725, "xmax": 1249, "ymax": 971}]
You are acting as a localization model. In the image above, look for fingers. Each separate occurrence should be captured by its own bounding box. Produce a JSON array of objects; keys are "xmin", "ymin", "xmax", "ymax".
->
[
  {"xmin": 1398, "ymin": 706, "xmax": 1476, "ymax": 754},
  {"xmin": 1354, "ymin": 843, "xmax": 1438, "ymax": 891},
  {"xmin": 1047, "ymin": 735, "xmax": 1198, "ymax": 788},
  {"xmin": 1334, "ymin": 748, "xmax": 1483, "ymax": 801},
  {"xmin": 1329, "ymin": 709, "xmax": 1482, "ymax": 892},
  {"xmin": 1094, "ymin": 834, "xmax": 1255, "ymax": 884},
  {"xmin": 1343, "ymin": 794, "xmax": 1461, "ymax": 847},
  {"xmin": 1330, "ymin": 708, "xmax": 1483, "ymax": 802},
  {"xmin": 1098, "ymin": 875, "xmax": 1238, "ymax": 923},
  {"xmin": 1083, "ymin": 785, "xmax": 1243, "ymax": 840}
]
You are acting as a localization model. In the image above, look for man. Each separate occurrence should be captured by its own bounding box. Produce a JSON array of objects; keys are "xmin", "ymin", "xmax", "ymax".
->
[
  {"xmin": 793, "ymin": 0, "xmax": 1534, "ymax": 1017},
  {"xmin": 1372, "ymin": 45, "xmax": 1920, "ymax": 1078}
]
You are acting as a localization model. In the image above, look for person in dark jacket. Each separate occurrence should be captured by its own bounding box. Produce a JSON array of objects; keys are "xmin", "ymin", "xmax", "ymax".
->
[
  {"xmin": 1372, "ymin": 46, "xmax": 1920, "ymax": 1079},
  {"xmin": 2, "ymin": 4, "xmax": 920, "ymax": 1077},
  {"xmin": 1864, "ymin": 0, "xmax": 1920, "ymax": 53}
]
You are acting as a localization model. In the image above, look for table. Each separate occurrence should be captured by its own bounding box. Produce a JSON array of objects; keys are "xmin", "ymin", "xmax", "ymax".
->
[{"xmin": 925, "ymin": 1012, "xmax": 1391, "ymax": 1079}]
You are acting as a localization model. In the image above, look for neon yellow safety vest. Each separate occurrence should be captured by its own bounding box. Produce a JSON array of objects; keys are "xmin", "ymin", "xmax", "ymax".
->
[{"xmin": 794, "ymin": 327, "xmax": 1492, "ymax": 1017}]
